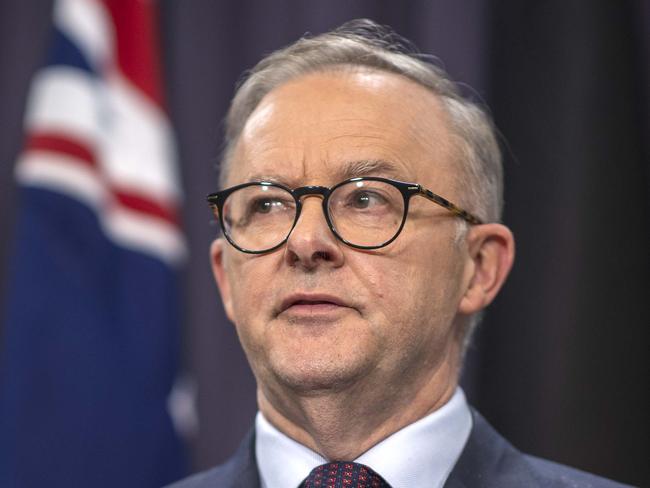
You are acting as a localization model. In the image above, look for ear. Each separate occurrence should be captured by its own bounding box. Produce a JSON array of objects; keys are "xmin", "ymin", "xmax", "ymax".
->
[
  {"xmin": 210, "ymin": 238, "xmax": 235, "ymax": 322},
  {"xmin": 458, "ymin": 223, "xmax": 515, "ymax": 315}
]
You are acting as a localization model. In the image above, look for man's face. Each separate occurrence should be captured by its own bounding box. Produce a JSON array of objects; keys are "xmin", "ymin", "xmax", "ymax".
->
[{"xmin": 212, "ymin": 70, "xmax": 474, "ymax": 402}]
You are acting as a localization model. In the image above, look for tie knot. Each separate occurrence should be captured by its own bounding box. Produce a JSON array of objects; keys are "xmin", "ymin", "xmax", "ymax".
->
[{"xmin": 300, "ymin": 461, "xmax": 391, "ymax": 488}]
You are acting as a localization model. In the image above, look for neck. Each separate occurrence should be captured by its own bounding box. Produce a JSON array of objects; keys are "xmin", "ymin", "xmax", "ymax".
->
[{"xmin": 258, "ymin": 352, "xmax": 460, "ymax": 461}]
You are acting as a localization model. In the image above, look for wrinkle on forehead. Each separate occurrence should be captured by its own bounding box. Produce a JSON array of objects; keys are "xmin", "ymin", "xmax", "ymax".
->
[
  {"xmin": 243, "ymin": 158, "xmax": 409, "ymax": 188},
  {"xmin": 229, "ymin": 70, "xmax": 459, "ymax": 195}
]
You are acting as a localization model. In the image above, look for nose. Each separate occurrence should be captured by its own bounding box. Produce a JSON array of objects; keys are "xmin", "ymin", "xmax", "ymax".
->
[{"xmin": 284, "ymin": 195, "xmax": 344, "ymax": 269}]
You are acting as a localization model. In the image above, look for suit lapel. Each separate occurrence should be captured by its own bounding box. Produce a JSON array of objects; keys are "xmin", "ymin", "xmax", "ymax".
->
[
  {"xmin": 169, "ymin": 427, "xmax": 261, "ymax": 488},
  {"xmin": 443, "ymin": 409, "xmax": 534, "ymax": 488},
  {"xmin": 216, "ymin": 428, "xmax": 261, "ymax": 488}
]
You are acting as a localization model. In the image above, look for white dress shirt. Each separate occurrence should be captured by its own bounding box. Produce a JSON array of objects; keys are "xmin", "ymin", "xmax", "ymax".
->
[{"xmin": 255, "ymin": 388, "xmax": 472, "ymax": 488}]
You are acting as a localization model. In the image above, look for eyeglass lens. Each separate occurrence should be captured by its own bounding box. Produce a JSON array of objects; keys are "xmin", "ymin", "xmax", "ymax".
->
[{"xmin": 221, "ymin": 180, "xmax": 405, "ymax": 251}]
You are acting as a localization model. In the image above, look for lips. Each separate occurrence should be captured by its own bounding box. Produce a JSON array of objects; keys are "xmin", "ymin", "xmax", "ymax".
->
[{"xmin": 278, "ymin": 293, "xmax": 351, "ymax": 315}]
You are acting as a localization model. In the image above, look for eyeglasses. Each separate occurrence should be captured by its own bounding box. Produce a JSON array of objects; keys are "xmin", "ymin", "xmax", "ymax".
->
[{"xmin": 207, "ymin": 176, "xmax": 483, "ymax": 254}]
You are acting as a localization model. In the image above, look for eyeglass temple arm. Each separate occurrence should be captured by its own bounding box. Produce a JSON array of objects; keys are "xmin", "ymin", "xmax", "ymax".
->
[
  {"xmin": 207, "ymin": 195, "xmax": 223, "ymax": 223},
  {"xmin": 418, "ymin": 188, "xmax": 483, "ymax": 225}
]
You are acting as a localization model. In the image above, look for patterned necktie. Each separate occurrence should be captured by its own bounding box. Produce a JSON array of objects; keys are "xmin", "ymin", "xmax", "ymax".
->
[{"xmin": 299, "ymin": 461, "xmax": 391, "ymax": 488}]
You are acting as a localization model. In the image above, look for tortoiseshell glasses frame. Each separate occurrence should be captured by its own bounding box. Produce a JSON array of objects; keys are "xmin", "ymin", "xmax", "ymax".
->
[{"xmin": 207, "ymin": 176, "xmax": 483, "ymax": 254}]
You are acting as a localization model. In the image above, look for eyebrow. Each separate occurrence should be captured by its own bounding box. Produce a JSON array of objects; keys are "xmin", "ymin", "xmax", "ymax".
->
[
  {"xmin": 340, "ymin": 159, "xmax": 407, "ymax": 180},
  {"xmin": 244, "ymin": 159, "xmax": 408, "ymax": 187},
  {"xmin": 246, "ymin": 174, "xmax": 289, "ymax": 185}
]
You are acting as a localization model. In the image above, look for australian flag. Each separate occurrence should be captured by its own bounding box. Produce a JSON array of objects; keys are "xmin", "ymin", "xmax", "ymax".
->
[{"xmin": 0, "ymin": 0, "xmax": 186, "ymax": 486}]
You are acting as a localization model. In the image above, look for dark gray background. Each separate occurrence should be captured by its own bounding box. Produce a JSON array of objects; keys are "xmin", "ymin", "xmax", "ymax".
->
[{"xmin": 1, "ymin": 1, "xmax": 648, "ymax": 486}]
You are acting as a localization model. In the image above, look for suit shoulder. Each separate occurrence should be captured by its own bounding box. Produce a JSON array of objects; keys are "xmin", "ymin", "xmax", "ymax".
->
[
  {"xmin": 522, "ymin": 455, "xmax": 635, "ymax": 488},
  {"xmin": 165, "ymin": 465, "xmax": 225, "ymax": 488},
  {"xmin": 447, "ymin": 409, "xmax": 633, "ymax": 488},
  {"xmin": 164, "ymin": 429, "xmax": 259, "ymax": 488},
  {"xmin": 164, "ymin": 458, "xmax": 250, "ymax": 488}
]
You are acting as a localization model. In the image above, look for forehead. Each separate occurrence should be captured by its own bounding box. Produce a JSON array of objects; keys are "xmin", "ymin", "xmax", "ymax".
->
[{"xmin": 228, "ymin": 69, "xmax": 458, "ymax": 190}]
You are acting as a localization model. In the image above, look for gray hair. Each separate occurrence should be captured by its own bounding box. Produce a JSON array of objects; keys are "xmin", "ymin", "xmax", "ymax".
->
[{"xmin": 220, "ymin": 19, "xmax": 503, "ymax": 224}]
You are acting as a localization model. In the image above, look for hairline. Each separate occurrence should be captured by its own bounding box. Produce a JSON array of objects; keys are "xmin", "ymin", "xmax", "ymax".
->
[{"xmin": 223, "ymin": 64, "xmax": 463, "ymax": 174}]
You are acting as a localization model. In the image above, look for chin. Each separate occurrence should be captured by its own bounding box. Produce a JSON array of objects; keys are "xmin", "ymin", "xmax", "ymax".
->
[{"xmin": 269, "ymin": 355, "xmax": 371, "ymax": 395}]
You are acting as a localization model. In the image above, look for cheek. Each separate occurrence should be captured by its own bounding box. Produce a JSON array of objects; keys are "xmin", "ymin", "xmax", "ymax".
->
[
  {"xmin": 227, "ymin": 258, "xmax": 276, "ymax": 326},
  {"xmin": 225, "ymin": 259, "xmax": 279, "ymax": 369},
  {"xmin": 355, "ymin": 238, "xmax": 463, "ymax": 334},
  {"xmin": 347, "ymin": 250, "xmax": 428, "ymax": 328}
]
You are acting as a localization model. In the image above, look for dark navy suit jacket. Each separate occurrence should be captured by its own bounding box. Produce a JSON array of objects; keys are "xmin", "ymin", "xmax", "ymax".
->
[{"xmin": 167, "ymin": 410, "xmax": 632, "ymax": 487}]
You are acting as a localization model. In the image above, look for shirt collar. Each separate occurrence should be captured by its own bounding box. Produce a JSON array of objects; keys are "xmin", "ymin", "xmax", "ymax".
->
[{"xmin": 255, "ymin": 388, "xmax": 472, "ymax": 488}]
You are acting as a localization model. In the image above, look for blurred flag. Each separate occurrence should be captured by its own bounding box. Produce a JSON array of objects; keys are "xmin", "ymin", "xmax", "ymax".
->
[{"xmin": 0, "ymin": 0, "xmax": 186, "ymax": 486}]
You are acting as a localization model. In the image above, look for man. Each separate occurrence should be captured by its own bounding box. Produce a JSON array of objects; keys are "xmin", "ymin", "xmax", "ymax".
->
[{"xmin": 170, "ymin": 20, "xmax": 629, "ymax": 488}]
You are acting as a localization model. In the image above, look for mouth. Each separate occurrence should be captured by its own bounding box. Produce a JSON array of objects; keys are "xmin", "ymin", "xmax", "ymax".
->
[{"xmin": 278, "ymin": 293, "xmax": 352, "ymax": 317}]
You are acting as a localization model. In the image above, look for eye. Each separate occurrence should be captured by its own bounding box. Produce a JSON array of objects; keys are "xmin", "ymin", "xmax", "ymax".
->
[
  {"xmin": 347, "ymin": 189, "xmax": 387, "ymax": 209},
  {"xmin": 249, "ymin": 197, "xmax": 291, "ymax": 214},
  {"xmin": 252, "ymin": 198, "xmax": 280, "ymax": 213}
]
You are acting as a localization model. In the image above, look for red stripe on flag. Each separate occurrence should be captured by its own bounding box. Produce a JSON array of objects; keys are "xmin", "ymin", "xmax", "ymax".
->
[
  {"xmin": 102, "ymin": 0, "xmax": 164, "ymax": 107},
  {"xmin": 23, "ymin": 131, "xmax": 179, "ymax": 227},
  {"xmin": 113, "ymin": 190, "xmax": 179, "ymax": 227},
  {"xmin": 25, "ymin": 132, "xmax": 97, "ymax": 168}
]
